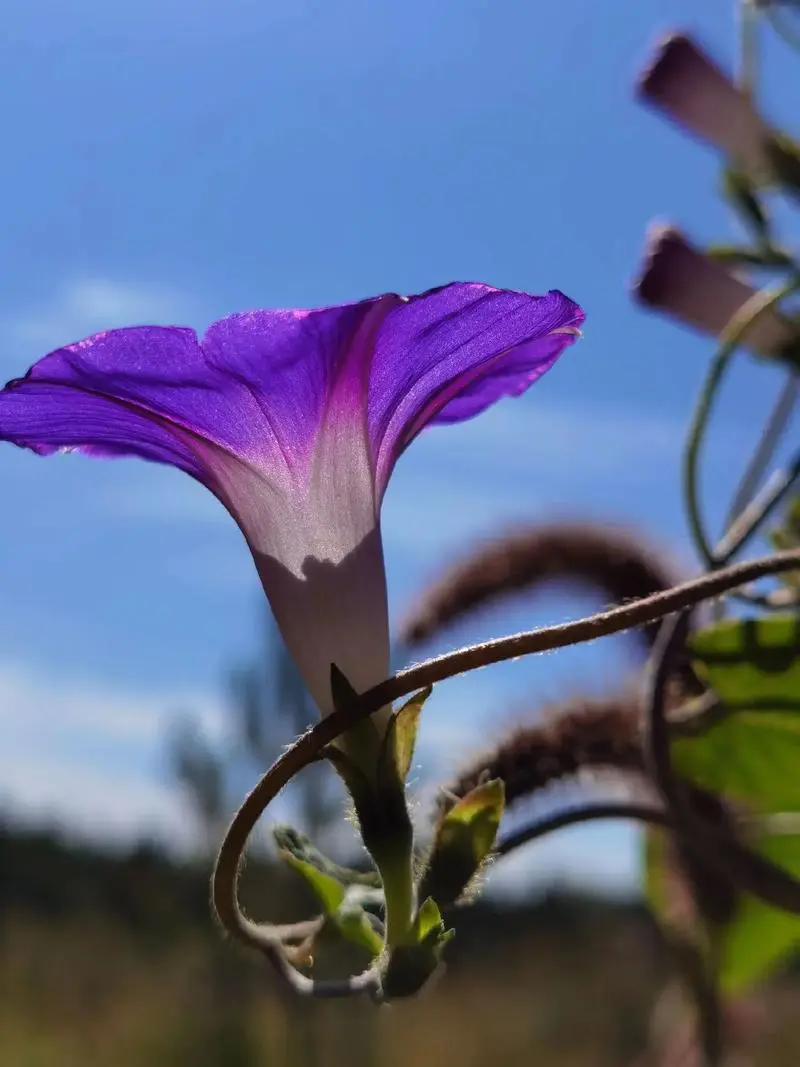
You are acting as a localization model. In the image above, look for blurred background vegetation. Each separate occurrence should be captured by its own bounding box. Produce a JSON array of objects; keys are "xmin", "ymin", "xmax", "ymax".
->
[{"xmin": 0, "ymin": 603, "xmax": 796, "ymax": 1067}]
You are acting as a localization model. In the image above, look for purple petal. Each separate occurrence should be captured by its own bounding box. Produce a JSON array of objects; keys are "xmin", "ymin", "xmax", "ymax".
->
[
  {"xmin": 0, "ymin": 300, "xmax": 396, "ymax": 485},
  {"xmin": 0, "ymin": 282, "xmax": 582, "ymax": 731},
  {"xmin": 367, "ymin": 284, "xmax": 583, "ymax": 490},
  {"xmin": 0, "ymin": 284, "xmax": 581, "ymax": 499}
]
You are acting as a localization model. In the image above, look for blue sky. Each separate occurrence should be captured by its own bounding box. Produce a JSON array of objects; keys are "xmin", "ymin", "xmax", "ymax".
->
[{"xmin": 0, "ymin": 0, "xmax": 797, "ymax": 895}]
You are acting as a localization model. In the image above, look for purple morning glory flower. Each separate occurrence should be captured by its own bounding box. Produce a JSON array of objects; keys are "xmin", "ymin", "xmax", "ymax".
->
[{"xmin": 0, "ymin": 282, "xmax": 582, "ymax": 767}]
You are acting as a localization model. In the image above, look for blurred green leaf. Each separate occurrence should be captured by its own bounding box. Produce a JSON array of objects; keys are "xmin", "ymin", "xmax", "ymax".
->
[
  {"xmin": 647, "ymin": 616, "xmax": 800, "ymax": 991},
  {"xmin": 275, "ymin": 826, "xmax": 384, "ymax": 957},
  {"xmin": 673, "ymin": 713, "xmax": 800, "ymax": 812},
  {"xmin": 675, "ymin": 617, "xmax": 800, "ymax": 810},
  {"xmin": 280, "ymin": 851, "xmax": 346, "ymax": 915},
  {"xmin": 644, "ymin": 809, "xmax": 800, "ymax": 992},
  {"xmin": 718, "ymin": 833, "xmax": 800, "ymax": 992},
  {"xmin": 335, "ymin": 896, "xmax": 384, "ymax": 956}
]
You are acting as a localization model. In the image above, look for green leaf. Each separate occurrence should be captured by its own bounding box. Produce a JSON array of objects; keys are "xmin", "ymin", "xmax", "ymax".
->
[
  {"xmin": 273, "ymin": 825, "xmax": 381, "ymax": 888},
  {"xmin": 280, "ymin": 850, "xmax": 346, "ymax": 916},
  {"xmin": 648, "ymin": 616, "xmax": 800, "ymax": 991},
  {"xmin": 335, "ymin": 895, "xmax": 385, "ymax": 956},
  {"xmin": 719, "ymin": 833, "xmax": 800, "ymax": 992},
  {"xmin": 417, "ymin": 779, "xmax": 505, "ymax": 910},
  {"xmin": 380, "ymin": 686, "xmax": 432, "ymax": 782},
  {"xmin": 446, "ymin": 779, "xmax": 506, "ymax": 857},
  {"xmin": 643, "ymin": 817, "xmax": 800, "ymax": 992},
  {"xmin": 675, "ymin": 617, "xmax": 800, "ymax": 811},
  {"xmin": 275, "ymin": 826, "xmax": 384, "ymax": 958},
  {"xmin": 673, "ymin": 715, "xmax": 800, "ymax": 813}
]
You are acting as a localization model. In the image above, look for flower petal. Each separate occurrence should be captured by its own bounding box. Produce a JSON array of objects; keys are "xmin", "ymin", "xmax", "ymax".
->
[
  {"xmin": 633, "ymin": 223, "xmax": 798, "ymax": 357},
  {"xmin": 0, "ymin": 282, "xmax": 583, "ymax": 733},
  {"xmin": 0, "ymin": 328, "xmax": 213, "ymax": 477},
  {"xmin": 366, "ymin": 284, "xmax": 584, "ymax": 492},
  {"xmin": 0, "ymin": 300, "xmax": 398, "ymax": 480},
  {"xmin": 637, "ymin": 32, "xmax": 771, "ymax": 178}
]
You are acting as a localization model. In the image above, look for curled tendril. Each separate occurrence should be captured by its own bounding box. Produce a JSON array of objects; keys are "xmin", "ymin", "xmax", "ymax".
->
[
  {"xmin": 210, "ymin": 547, "xmax": 800, "ymax": 996},
  {"xmin": 725, "ymin": 374, "xmax": 798, "ymax": 530},
  {"xmin": 684, "ymin": 275, "xmax": 800, "ymax": 569}
]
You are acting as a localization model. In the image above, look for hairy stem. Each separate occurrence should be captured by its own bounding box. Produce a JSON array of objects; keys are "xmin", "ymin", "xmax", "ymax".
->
[{"xmin": 212, "ymin": 547, "xmax": 800, "ymax": 978}]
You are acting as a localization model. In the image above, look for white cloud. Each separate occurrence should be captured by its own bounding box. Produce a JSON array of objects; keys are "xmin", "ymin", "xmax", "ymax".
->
[
  {"xmin": 0, "ymin": 752, "xmax": 194, "ymax": 848},
  {"xmin": 0, "ymin": 660, "xmax": 228, "ymax": 849},
  {"xmin": 0, "ymin": 660, "xmax": 226, "ymax": 747},
  {"xmin": 6, "ymin": 277, "xmax": 195, "ymax": 358},
  {"xmin": 0, "ymin": 655, "xmax": 642, "ymax": 893},
  {"xmin": 396, "ymin": 396, "xmax": 685, "ymax": 485}
]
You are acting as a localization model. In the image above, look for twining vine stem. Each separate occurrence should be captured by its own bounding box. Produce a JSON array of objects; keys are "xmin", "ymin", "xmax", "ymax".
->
[
  {"xmin": 212, "ymin": 547, "xmax": 800, "ymax": 995},
  {"xmin": 495, "ymin": 802, "xmax": 671, "ymax": 857},
  {"xmin": 683, "ymin": 275, "xmax": 800, "ymax": 569},
  {"xmin": 725, "ymin": 374, "xmax": 798, "ymax": 529}
]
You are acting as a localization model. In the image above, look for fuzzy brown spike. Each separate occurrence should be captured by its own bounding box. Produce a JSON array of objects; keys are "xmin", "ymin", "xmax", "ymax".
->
[
  {"xmin": 438, "ymin": 693, "xmax": 645, "ymax": 816},
  {"xmin": 401, "ymin": 521, "xmax": 687, "ymax": 652},
  {"xmin": 438, "ymin": 693, "xmax": 738, "ymax": 926}
]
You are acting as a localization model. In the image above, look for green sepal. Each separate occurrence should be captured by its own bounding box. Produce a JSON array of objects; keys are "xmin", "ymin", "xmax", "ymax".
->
[
  {"xmin": 330, "ymin": 662, "xmax": 359, "ymax": 711},
  {"xmin": 417, "ymin": 779, "xmax": 505, "ymax": 910},
  {"xmin": 765, "ymin": 134, "xmax": 800, "ymax": 201},
  {"xmin": 706, "ymin": 243, "xmax": 794, "ymax": 269},
  {"xmin": 722, "ymin": 168, "xmax": 770, "ymax": 242},
  {"xmin": 412, "ymin": 896, "xmax": 453, "ymax": 948},
  {"xmin": 379, "ymin": 897, "xmax": 454, "ymax": 1001},
  {"xmin": 379, "ymin": 686, "xmax": 432, "ymax": 784}
]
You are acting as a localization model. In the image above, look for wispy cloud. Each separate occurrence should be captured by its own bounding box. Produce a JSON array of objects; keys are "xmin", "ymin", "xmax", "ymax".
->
[
  {"xmin": 0, "ymin": 661, "xmax": 227, "ymax": 747},
  {"xmin": 0, "ymin": 654, "xmax": 640, "ymax": 892},
  {"xmin": 0, "ymin": 752, "xmax": 195, "ymax": 848},
  {"xmin": 398, "ymin": 396, "xmax": 686, "ymax": 484},
  {"xmin": 0, "ymin": 660, "xmax": 228, "ymax": 847},
  {"xmin": 5, "ymin": 277, "xmax": 196, "ymax": 360}
]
